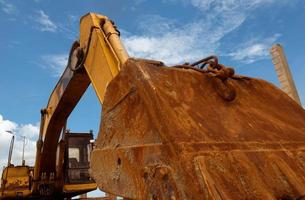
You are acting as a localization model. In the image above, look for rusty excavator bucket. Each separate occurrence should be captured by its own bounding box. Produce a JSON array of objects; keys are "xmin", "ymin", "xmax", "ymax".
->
[{"xmin": 91, "ymin": 57, "xmax": 305, "ymax": 199}]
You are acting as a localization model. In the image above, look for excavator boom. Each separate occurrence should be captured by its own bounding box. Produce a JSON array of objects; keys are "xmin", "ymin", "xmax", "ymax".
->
[{"xmin": 32, "ymin": 13, "xmax": 129, "ymax": 197}]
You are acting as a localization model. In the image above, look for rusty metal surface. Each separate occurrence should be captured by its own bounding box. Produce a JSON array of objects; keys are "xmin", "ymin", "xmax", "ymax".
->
[{"xmin": 91, "ymin": 58, "xmax": 305, "ymax": 199}]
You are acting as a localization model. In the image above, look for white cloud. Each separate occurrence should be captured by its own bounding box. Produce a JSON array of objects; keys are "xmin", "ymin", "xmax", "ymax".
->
[
  {"xmin": 123, "ymin": 15, "xmax": 245, "ymax": 64},
  {"xmin": 0, "ymin": 114, "xmax": 39, "ymax": 171},
  {"xmin": 134, "ymin": 0, "xmax": 147, "ymax": 4},
  {"xmin": 33, "ymin": 10, "xmax": 78, "ymax": 38},
  {"xmin": 41, "ymin": 54, "xmax": 68, "ymax": 77},
  {"xmin": 187, "ymin": 0, "xmax": 276, "ymax": 12},
  {"xmin": 0, "ymin": 0, "xmax": 17, "ymax": 15},
  {"xmin": 123, "ymin": 0, "xmax": 282, "ymax": 65},
  {"xmin": 67, "ymin": 14, "xmax": 78, "ymax": 23},
  {"xmin": 228, "ymin": 34, "xmax": 281, "ymax": 63},
  {"xmin": 56, "ymin": 14, "xmax": 79, "ymax": 40},
  {"xmin": 123, "ymin": 31, "xmax": 204, "ymax": 64},
  {"xmin": 35, "ymin": 10, "xmax": 57, "ymax": 32}
]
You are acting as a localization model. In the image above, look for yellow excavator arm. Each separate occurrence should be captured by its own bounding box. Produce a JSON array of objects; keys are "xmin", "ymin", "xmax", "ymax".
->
[{"xmin": 32, "ymin": 13, "xmax": 128, "ymax": 197}]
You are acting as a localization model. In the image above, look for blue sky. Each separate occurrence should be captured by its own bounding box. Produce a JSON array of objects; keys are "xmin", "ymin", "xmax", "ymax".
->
[{"xmin": 0, "ymin": 0, "xmax": 305, "ymax": 195}]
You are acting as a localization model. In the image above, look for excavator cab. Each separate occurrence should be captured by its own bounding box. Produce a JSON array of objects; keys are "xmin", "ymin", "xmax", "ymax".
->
[
  {"xmin": 61, "ymin": 131, "xmax": 96, "ymax": 196},
  {"xmin": 64, "ymin": 131, "xmax": 93, "ymax": 184}
]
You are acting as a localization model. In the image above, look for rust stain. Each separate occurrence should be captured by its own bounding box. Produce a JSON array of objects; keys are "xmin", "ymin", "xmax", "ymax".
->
[{"xmin": 91, "ymin": 58, "xmax": 305, "ymax": 199}]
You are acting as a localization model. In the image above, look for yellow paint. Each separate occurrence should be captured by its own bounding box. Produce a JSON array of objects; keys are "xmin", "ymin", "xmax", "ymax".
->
[
  {"xmin": 0, "ymin": 166, "xmax": 32, "ymax": 198},
  {"xmin": 80, "ymin": 13, "xmax": 128, "ymax": 104},
  {"xmin": 4, "ymin": 12, "xmax": 129, "ymax": 199},
  {"xmin": 63, "ymin": 182, "xmax": 97, "ymax": 192}
]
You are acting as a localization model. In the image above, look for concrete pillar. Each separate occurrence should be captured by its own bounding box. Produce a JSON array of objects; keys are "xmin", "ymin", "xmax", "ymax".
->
[{"xmin": 270, "ymin": 44, "xmax": 301, "ymax": 105}]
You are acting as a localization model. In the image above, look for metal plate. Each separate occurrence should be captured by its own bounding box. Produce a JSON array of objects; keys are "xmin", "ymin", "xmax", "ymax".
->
[{"xmin": 91, "ymin": 58, "xmax": 305, "ymax": 199}]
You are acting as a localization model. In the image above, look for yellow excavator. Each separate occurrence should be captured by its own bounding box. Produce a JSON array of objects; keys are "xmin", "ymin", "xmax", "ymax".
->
[{"xmin": 1, "ymin": 12, "xmax": 305, "ymax": 199}]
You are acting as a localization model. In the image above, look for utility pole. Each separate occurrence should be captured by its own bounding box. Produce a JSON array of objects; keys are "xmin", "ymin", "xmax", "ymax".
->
[
  {"xmin": 21, "ymin": 136, "xmax": 26, "ymax": 166},
  {"xmin": 5, "ymin": 131, "xmax": 14, "ymax": 166},
  {"xmin": 5, "ymin": 131, "xmax": 27, "ymax": 166},
  {"xmin": 270, "ymin": 44, "xmax": 301, "ymax": 105}
]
